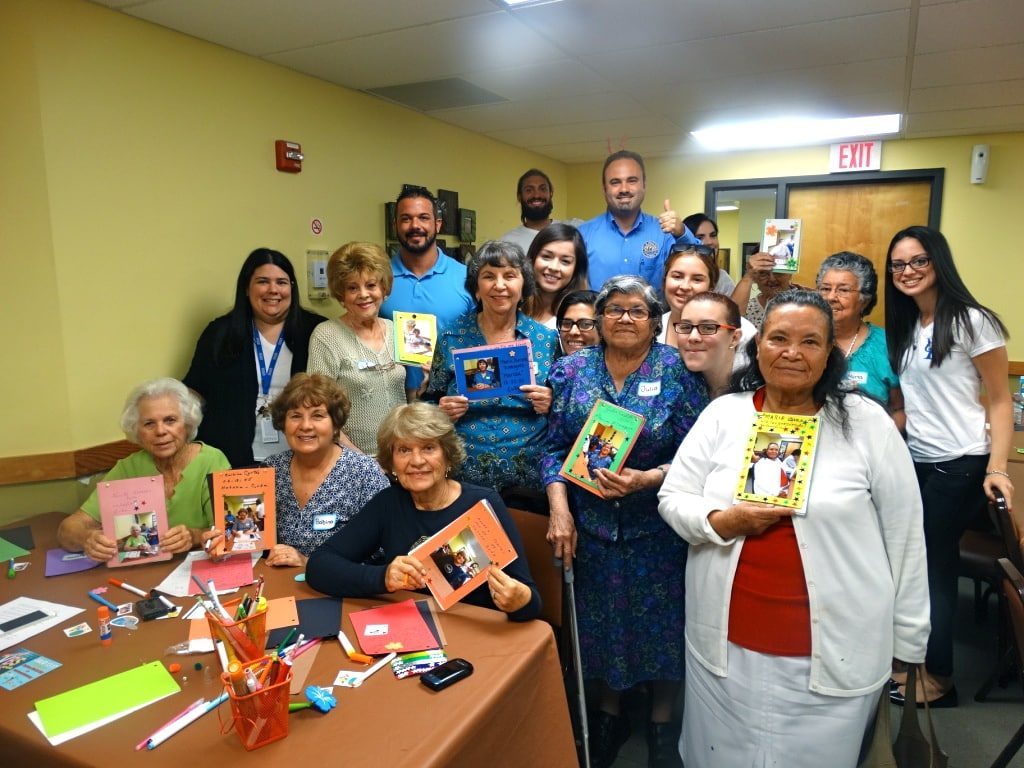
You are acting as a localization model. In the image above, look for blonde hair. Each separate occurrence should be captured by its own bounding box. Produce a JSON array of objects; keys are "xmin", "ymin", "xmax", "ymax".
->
[
  {"xmin": 327, "ymin": 242, "xmax": 393, "ymax": 303},
  {"xmin": 377, "ymin": 403, "xmax": 466, "ymax": 475}
]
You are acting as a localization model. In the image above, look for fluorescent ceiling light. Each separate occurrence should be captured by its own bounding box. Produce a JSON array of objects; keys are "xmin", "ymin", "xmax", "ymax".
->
[
  {"xmin": 498, "ymin": 0, "xmax": 563, "ymax": 7},
  {"xmin": 692, "ymin": 114, "xmax": 901, "ymax": 152},
  {"xmin": 715, "ymin": 204, "xmax": 739, "ymax": 212}
]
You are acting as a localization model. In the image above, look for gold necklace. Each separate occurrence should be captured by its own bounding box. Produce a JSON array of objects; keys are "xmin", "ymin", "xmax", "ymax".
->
[{"xmin": 841, "ymin": 323, "xmax": 863, "ymax": 358}]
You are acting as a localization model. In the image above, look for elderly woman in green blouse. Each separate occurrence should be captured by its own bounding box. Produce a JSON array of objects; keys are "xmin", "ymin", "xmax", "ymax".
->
[{"xmin": 57, "ymin": 378, "xmax": 230, "ymax": 561}]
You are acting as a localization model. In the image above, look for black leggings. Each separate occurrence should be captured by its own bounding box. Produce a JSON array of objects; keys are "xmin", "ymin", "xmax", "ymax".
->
[{"xmin": 915, "ymin": 454, "xmax": 988, "ymax": 678}]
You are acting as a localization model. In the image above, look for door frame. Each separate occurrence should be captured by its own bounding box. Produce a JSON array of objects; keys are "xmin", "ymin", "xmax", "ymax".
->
[{"xmin": 704, "ymin": 168, "xmax": 945, "ymax": 227}]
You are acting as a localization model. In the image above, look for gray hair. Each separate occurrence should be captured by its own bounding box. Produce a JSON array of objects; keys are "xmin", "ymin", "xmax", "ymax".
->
[
  {"xmin": 594, "ymin": 275, "xmax": 665, "ymax": 338},
  {"xmin": 119, "ymin": 378, "xmax": 203, "ymax": 443},
  {"xmin": 815, "ymin": 251, "xmax": 878, "ymax": 317},
  {"xmin": 464, "ymin": 240, "xmax": 536, "ymax": 312}
]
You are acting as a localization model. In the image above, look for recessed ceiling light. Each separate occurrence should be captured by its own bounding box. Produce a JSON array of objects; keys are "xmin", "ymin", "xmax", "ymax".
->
[{"xmin": 692, "ymin": 114, "xmax": 901, "ymax": 152}]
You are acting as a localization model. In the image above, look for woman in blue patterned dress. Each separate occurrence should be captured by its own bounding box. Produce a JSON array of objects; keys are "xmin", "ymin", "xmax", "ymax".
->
[
  {"xmin": 262, "ymin": 373, "xmax": 389, "ymax": 567},
  {"xmin": 542, "ymin": 276, "xmax": 708, "ymax": 768},
  {"xmin": 425, "ymin": 241, "xmax": 559, "ymax": 491}
]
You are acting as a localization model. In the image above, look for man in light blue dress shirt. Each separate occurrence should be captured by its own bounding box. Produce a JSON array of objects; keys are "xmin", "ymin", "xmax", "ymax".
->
[
  {"xmin": 380, "ymin": 187, "xmax": 474, "ymax": 390},
  {"xmin": 578, "ymin": 151, "xmax": 699, "ymax": 295}
]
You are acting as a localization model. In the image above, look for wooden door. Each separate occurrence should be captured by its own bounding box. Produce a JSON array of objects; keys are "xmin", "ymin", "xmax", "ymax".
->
[{"xmin": 787, "ymin": 181, "xmax": 932, "ymax": 326}]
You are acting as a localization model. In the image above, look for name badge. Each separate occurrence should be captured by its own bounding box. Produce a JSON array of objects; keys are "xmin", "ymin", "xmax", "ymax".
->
[
  {"xmin": 312, "ymin": 513, "xmax": 338, "ymax": 531},
  {"xmin": 845, "ymin": 371, "xmax": 867, "ymax": 385},
  {"xmin": 259, "ymin": 415, "xmax": 280, "ymax": 444},
  {"xmin": 638, "ymin": 380, "xmax": 661, "ymax": 397}
]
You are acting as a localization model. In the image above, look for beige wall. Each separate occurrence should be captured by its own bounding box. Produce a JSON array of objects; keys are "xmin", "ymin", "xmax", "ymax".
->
[{"xmin": 565, "ymin": 135, "xmax": 1024, "ymax": 361}]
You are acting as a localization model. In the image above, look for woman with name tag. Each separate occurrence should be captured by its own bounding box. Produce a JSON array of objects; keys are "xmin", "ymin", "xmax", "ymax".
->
[
  {"xmin": 658, "ymin": 289, "xmax": 928, "ymax": 768},
  {"xmin": 57, "ymin": 378, "xmax": 230, "ymax": 560},
  {"xmin": 542, "ymin": 275, "xmax": 707, "ymax": 768},
  {"xmin": 885, "ymin": 225, "xmax": 1013, "ymax": 707},
  {"xmin": 306, "ymin": 402, "xmax": 540, "ymax": 620},
  {"xmin": 258, "ymin": 374, "xmax": 389, "ymax": 568},
  {"xmin": 306, "ymin": 242, "xmax": 409, "ymax": 456},
  {"xmin": 425, "ymin": 241, "xmax": 559, "ymax": 492},
  {"xmin": 183, "ymin": 248, "xmax": 325, "ymax": 468},
  {"xmin": 815, "ymin": 251, "xmax": 904, "ymax": 430}
]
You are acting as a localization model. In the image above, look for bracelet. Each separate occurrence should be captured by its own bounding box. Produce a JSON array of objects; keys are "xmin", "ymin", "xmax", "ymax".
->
[{"xmin": 986, "ymin": 470, "xmax": 1011, "ymax": 479}]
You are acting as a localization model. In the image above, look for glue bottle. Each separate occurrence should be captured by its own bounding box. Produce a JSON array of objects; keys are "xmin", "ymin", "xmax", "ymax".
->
[{"xmin": 98, "ymin": 606, "xmax": 112, "ymax": 646}]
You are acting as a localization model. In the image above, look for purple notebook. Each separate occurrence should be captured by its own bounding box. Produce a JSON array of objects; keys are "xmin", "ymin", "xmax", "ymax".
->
[{"xmin": 44, "ymin": 548, "xmax": 102, "ymax": 577}]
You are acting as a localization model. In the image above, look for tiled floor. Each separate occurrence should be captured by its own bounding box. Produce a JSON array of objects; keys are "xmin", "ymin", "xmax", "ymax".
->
[{"xmin": 563, "ymin": 578, "xmax": 1024, "ymax": 768}]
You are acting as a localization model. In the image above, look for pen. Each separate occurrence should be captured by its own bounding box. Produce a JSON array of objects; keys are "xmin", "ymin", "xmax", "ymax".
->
[
  {"xmin": 88, "ymin": 590, "xmax": 119, "ymax": 612},
  {"xmin": 108, "ymin": 577, "xmax": 148, "ymax": 598},
  {"xmin": 147, "ymin": 693, "xmax": 228, "ymax": 750},
  {"xmin": 135, "ymin": 697, "xmax": 204, "ymax": 750},
  {"xmin": 275, "ymin": 627, "xmax": 297, "ymax": 657},
  {"xmin": 254, "ymin": 575, "xmax": 265, "ymax": 603}
]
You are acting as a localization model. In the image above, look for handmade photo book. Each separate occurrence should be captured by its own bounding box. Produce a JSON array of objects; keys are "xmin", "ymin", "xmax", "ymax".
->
[
  {"xmin": 452, "ymin": 339, "xmax": 534, "ymax": 400},
  {"xmin": 733, "ymin": 411, "xmax": 820, "ymax": 513},
  {"xmin": 97, "ymin": 476, "xmax": 173, "ymax": 568},
  {"xmin": 761, "ymin": 218, "xmax": 802, "ymax": 274},
  {"xmin": 393, "ymin": 311, "xmax": 437, "ymax": 366},
  {"xmin": 408, "ymin": 498, "xmax": 518, "ymax": 611},
  {"xmin": 208, "ymin": 467, "xmax": 277, "ymax": 556},
  {"xmin": 559, "ymin": 400, "xmax": 646, "ymax": 498}
]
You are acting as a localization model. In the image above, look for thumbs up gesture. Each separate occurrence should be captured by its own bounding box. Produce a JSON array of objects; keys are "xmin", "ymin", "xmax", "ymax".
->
[{"xmin": 658, "ymin": 199, "xmax": 682, "ymax": 237}]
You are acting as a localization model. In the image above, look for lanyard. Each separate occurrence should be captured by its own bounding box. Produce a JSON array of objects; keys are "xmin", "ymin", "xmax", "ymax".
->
[{"xmin": 253, "ymin": 323, "xmax": 286, "ymax": 396}]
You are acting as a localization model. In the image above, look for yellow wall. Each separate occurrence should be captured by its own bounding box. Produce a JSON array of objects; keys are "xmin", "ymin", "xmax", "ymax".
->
[
  {"xmin": 1, "ymin": 0, "xmax": 567, "ymax": 520},
  {"xmin": 565, "ymin": 135, "xmax": 1024, "ymax": 360}
]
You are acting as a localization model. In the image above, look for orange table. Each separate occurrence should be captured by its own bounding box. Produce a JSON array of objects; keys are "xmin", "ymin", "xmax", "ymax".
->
[{"xmin": 0, "ymin": 513, "xmax": 577, "ymax": 767}]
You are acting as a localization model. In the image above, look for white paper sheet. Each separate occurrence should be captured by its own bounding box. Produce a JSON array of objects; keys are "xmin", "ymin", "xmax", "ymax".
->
[
  {"xmin": 0, "ymin": 596, "xmax": 84, "ymax": 652},
  {"xmin": 27, "ymin": 691, "xmax": 177, "ymax": 746}
]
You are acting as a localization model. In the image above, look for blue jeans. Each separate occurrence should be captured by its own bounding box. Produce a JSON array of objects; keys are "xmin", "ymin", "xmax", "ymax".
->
[{"xmin": 915, "ymin": 454, "xmax": 988, "ymax": 678}]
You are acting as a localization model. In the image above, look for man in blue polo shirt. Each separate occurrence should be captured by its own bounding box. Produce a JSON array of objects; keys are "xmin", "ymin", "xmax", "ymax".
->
[
  {"xmin": 381, "ymin": 187, "xmax": 474, "ymax": 390},
  {"xmin": 579, "ymin": 150, "xmax": 699, "ymax": 295}
]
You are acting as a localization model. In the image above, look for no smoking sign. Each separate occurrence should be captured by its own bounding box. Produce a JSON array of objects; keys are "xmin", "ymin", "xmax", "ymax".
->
[{"xmin": 310, "ymin": 217, "xmax": 323, "ymax": 236}]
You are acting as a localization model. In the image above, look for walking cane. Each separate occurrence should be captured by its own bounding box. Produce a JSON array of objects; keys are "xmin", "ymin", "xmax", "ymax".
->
[{"xmin": 557, "ymin": 556, "xmax": 591, "ymax": 768}]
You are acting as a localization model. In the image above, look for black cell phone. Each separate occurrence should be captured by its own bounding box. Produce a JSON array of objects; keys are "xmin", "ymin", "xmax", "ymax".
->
[{"xmin": 420, "ymin": 658, "xmax": 473, "ymax": 691}]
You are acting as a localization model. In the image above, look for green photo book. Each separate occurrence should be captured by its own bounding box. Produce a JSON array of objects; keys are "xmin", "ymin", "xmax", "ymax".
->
[{"xmin": 559, "ymin": 400, "xmax": 645, "ymax": 498}]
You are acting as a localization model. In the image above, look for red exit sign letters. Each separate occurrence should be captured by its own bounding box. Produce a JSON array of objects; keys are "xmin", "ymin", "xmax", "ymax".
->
[{"xmin": 829, "ymin": 140, "xmax": 882, "ymax": 172}]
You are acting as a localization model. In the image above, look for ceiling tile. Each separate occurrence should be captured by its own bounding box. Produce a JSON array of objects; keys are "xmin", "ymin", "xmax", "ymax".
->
[
  {"xmin": 462, "ymin": 59, "xmax": 609, "ymax": 101},
  {"xmin": 579, "ymin": 12, "xmax": 908, "ymax": 87},
  {"xmin": 916, "ymin": 0, "xmax": 1024, "ymax": 54},
  {"xmin": 912, "ymin": 43, "xmax": 1024, "ymax": 88},
  {"xmin": 905, "ymin": 104, "xmax": 1024, "ymax": 134},
  {"xmin": 513, "ymin": 0, "xmax": 908, "ymax": 56},
  {"xmin": 265, "ymin": 11, "xmax": 564, "ymax": 89},
  {"xmin": 487, "ymin": 115, "xmax": 683, "ymax": 147},
  {"xmin": 118, "ymin": 0, "xmax": 490, "ymax": 56},
  {"xmin": 910, "ymin": 80, "xmax": 1024, "ymax": 113}
]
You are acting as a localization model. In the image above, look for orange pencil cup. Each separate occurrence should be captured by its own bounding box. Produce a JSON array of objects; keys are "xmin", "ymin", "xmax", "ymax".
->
[
  {"xmin": 222, "ymin": 656, "xmax": 292, "ymax": 751},
  {"xmin": 205, "ymin": 598, "xmax": 267, "ymax": 665}
]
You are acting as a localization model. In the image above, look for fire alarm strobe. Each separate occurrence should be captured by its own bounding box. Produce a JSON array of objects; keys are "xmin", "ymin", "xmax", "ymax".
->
[{"xmin": 275, "ymin": 140, "xmax": 303, "ymax": 173}]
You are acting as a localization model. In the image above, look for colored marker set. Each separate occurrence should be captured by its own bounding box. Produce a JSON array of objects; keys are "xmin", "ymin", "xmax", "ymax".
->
[
  {"xmin": 221, "ymin": 654, "xmax": 294, "ymax": 751},
  {"xmin": 195, "ymin": 575, "xmax": 268, "ymax": 664},
  {"xmin": 390, "ymin": 649, "xmax": 448, "ymax": 680}
]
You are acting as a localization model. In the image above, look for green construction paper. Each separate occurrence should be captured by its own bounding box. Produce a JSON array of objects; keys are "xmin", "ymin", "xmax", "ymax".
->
[
  {"xmin": 0, "ymin": 537, "xmax": 31, "ymax": 561},
  {"xmin": 34, "ymin": 661, "xmax": 180, "ymax": 738}
]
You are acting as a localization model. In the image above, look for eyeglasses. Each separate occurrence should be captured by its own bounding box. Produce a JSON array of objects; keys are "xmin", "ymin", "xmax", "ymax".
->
[
  {"xmin": 888, "ymin": 255, "xmax": 932, "ymax": 274},
  {"xmin": 672, "ymin": 321, "xmax": 738, "ymax": 336},
  {"xmin": 602, "ymin": 306, "xmax": 651, "ymax": 321},
  {"xmin": 558, "ymin": 318, "xmax": 597, "ymax": 332},
  {"xmin": 816, "ymin": 285, "xmax": 859, "ymax": 298},
  {"xmin": 671, "ymin": 244, "xmax": 715, "ymax": 258}
]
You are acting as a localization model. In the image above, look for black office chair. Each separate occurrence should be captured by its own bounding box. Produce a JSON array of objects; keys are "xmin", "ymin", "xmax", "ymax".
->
[{"xmin": 988, "ymin": 557, "xmax": 1024, "ymax": 768}]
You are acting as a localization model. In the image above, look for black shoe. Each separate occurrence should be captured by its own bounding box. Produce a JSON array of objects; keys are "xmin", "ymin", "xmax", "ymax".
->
[
  {"xmin": 889, "ymin": 685, "xmax": 958, "ymax": 709},
  {"xmin": 589, "ymin": 710, "xmax": 631, "ymax": 768},
  {"xmin": 647, "ymin": 721, "xmax": 683, "ymax": 768}
]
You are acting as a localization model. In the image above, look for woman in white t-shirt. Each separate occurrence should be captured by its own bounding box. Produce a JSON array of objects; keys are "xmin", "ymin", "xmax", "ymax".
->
[{"xmin": 885, "ymin": 225, "xmax": 1013, "ymax": 708}]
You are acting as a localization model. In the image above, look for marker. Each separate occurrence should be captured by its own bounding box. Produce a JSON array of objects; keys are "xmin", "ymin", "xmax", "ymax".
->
[
  {"xmin": 274, "ymin": 627, "xmax": 297, "ymax": 657},
  {"xmin": 135, "ymin": 697, "xmax": 204, "ymax": 750},
  {"xmin": 203, "ymin": 525, "xmax": 216, "ymax": 551},
  {"xmin": 147, "ymin": 693, "xmax": 228, "ymax": 750},
  {"xmin": 88, "ymin": 590, "xmax": 119, "ymax": 612},
  {"xmin": 108, "ymin": 577, "xmax": 148, "ymax": 598},
  {"xmin": 243, "ymin": 667, "xmax": 261, "ymax": 693},
  {"xmin": 7, "ymin": 559, "xmax": 15, "ymax": 579},
  {"xmin": 215, "ymin": 640, "xmax": 230, "ymax": 673},
  {"xmin": 152, "ymin": 592, "xmax": 175, "ymax": 611}
]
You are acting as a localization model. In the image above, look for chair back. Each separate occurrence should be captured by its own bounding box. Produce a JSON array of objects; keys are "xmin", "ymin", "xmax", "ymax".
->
[
  {"xmin": 999, "ymin": 558, "xmax": 1024, "ymax": 667},
  {"xmin": 507, "ymin": 506, "xmax": 562, "ymax": 630}
]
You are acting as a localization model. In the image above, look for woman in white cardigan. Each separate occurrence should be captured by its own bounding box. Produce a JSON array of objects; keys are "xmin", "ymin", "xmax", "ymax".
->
[{"xmin": 658, "ymin": 289, "xmax": 929, "ymax": 768}]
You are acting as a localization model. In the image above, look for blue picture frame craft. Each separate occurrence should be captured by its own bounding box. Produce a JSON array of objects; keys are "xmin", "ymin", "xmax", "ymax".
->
[{"xmin": 452, "ymin": 340, "xmax": 534, "ymax": 400}]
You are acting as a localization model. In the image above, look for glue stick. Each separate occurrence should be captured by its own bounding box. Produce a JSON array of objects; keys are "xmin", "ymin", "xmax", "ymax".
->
[{"xmin": 98, "ymin": 606, "xmax": 112, "ymax": 646}]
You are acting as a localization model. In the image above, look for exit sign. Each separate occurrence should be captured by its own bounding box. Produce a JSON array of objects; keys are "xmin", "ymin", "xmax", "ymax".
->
[{"xmin": 829, "ymin": 140, "xmax": 882, "ymax": 172}]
